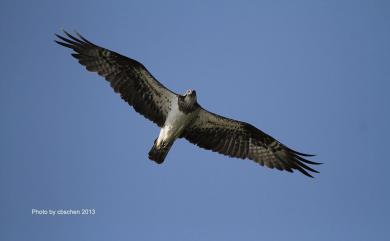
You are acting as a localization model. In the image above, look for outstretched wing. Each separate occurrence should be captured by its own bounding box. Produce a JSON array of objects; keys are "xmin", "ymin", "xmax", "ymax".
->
[
  {"xmin": 183, "ymin": 108, "xmax": 321, "ymax": 177},
  {"xmin": 55, "ymin": 31, "xmax": 177, "ymax": 127}
]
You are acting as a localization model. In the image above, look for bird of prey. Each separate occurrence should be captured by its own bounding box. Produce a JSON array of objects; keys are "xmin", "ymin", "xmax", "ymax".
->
[{"xmin": 55, "ymin": 31, "xmax": 321, "ymax": 177}]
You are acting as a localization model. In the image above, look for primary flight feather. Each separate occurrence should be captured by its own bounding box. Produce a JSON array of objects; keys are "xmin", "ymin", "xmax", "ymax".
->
[{"xmin": 55, "ymin": 31, "xmax": 321, "ymax": 177}]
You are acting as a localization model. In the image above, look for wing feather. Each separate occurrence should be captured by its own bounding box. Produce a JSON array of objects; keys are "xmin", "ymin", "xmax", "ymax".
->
[
  {"xmin": 183, "ymin": 108, "xmax": 321, "ymax": 177},
  {"xmin": 55, "ymin": 30, "xmax": 177, "ymax": 127}
]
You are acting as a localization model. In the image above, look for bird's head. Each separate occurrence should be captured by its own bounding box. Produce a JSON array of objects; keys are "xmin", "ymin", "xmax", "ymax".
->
[{"xmin": 184, "ymin": 89, "xmax": 197, "ymax": 105}]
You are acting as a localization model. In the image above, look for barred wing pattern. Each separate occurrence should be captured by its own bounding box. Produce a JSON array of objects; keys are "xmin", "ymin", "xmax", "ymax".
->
[
  {"xmin": 184, "ymin": 108, "xmax": 320, "ymax": 177},
  {"xmin": 55, "ymin": 31, "xmax": 177, "ymax": 127}
]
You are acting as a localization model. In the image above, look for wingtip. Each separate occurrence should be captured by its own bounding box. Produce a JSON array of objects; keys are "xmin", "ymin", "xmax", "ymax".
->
[
  {"xmin": 75, "ymin": 31, "xmax": 93, "ymax": 44},
  {"xmin": 291, "ymin": 149, "xmax": 316, "ymax": 157},
  {"xmin": 55, "ymin": 28, "xmax": 66, "ymax": 37}
]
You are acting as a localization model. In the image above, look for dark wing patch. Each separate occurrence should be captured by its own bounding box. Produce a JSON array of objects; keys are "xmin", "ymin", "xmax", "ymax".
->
[
  {"xmin": 183, "ymin": 108, "xmax": 321, "ymax": 177},
  {"xmin": 55, "ymin": 30, "xmax": 177, "ymax": 127}
]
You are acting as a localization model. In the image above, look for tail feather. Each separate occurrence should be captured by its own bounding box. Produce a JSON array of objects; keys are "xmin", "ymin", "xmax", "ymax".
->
[{"xmin": 148, "ymin": 139, "xmax": 173, "ymax": 164}]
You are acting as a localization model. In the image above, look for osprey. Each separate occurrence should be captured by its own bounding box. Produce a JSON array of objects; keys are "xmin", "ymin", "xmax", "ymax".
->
[{"xmin": 55, "ymin": 31, "xmax": 321, "ymax": 177}]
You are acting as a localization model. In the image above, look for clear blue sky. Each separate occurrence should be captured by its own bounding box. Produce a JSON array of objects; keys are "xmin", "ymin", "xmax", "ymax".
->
[{"xmin": 1, "ymin": 0, "xmax": 389, "ymax": 240}]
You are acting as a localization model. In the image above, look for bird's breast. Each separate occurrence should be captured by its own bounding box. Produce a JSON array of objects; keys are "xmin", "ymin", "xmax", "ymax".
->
[{"xmin": 156, "ymin": 98, "xmax": 197, "ymax": 147}]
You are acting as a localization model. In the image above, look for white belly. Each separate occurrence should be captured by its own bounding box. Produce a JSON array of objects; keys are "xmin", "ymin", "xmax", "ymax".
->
[{"xmin": 156, "ymin": 98, "xmax": 196, "ymax": 147}]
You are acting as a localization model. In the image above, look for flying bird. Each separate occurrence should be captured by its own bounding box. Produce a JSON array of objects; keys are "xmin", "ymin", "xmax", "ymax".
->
[{"xmin": 55, "ymin": 31, "xmax": 321, "ymax": 177}]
